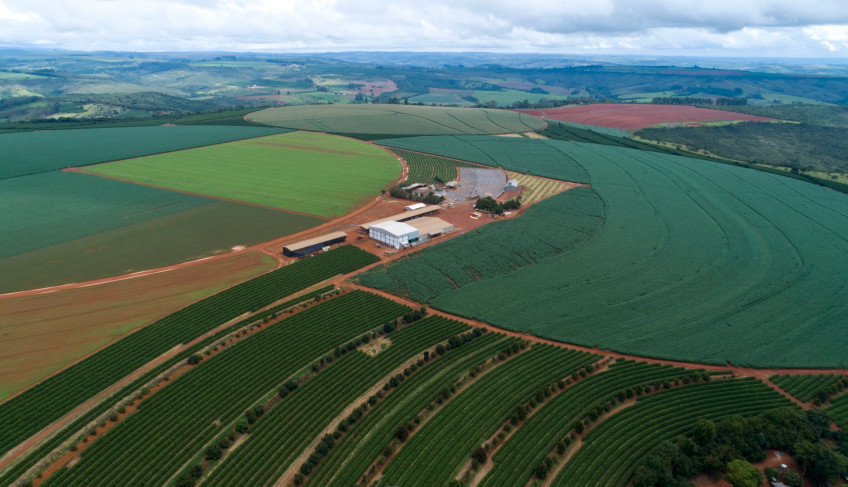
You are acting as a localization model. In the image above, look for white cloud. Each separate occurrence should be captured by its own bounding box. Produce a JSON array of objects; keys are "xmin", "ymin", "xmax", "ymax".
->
[{"xmin": 0, "ymin": 0, "xmax": 846, "ymax": 57}]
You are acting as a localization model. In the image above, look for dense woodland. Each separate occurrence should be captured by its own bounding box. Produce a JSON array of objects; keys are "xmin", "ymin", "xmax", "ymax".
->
[{"xmin": 637, "ymin": 119, "xmax": 848, "ymax": 173}]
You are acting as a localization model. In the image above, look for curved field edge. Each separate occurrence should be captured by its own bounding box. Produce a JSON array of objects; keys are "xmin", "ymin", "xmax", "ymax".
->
[
  {"xmin": 0, "ymin": 200, "xmax": 323, "ymax": 293},
  {"xmin": 81, "ymin": 131, "xmax": 401, "ymax": 218},
  {"xmin": 0, "ymin": 245, "xmax": 379, "ymax": 460},
  {"xmin": 0, "ymin": 251, "xmax": 277, "ymax": 402},
  {"xmin": 245, "ymin": 104, "xmax": 544, "ymax": 136},
  {"xmin": 358, "ymin": 136, "xmax": 848, "ymax": 368},
  {"xmin": 0, "ymin": 126, "xmax": 288, "ymax": 180}
]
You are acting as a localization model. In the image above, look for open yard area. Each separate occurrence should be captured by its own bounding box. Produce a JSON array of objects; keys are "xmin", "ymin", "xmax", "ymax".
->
[
  {"xmin": 82, "ymin": 131, "xmax": 401, "ymax": 218},
  {"xmin": 0, "ymin": 251, "xmax": 275, "ymax": 402},
  {"xmin": 246, "ymin": 104, "xmax": 544, "ymax": 136}
]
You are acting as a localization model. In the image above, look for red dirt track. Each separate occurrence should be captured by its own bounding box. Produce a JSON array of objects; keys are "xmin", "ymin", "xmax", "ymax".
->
[{"xmin": 516, "ymin": 103, "xmax": 775, "ymax": 129}]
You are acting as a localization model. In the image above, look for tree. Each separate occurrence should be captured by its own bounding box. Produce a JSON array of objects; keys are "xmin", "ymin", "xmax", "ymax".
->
[
  {"xmin": 472, "ymin": 446, "xmax": 488, "ymax": 464},
  {"xmin": 395, "ymin": 424, "xmax": 410, "ymax": 442},
  {"xmin": 724, "ymin": 459, "xmax": 763, "ymax": 487},
  {"xmin": 693, "ymin": 418, "xmax": 717, "ymax": 445},
  {"xmin": 794, "ymin": 440, "xmax": 848, "ymax": 486},
  {"xmin": 783, "ymin": 469, "xmax": 803, "ymax": 487},
  {"xmin": 205, "ymin": 445, "xmax": 222, "ymax": 461}
]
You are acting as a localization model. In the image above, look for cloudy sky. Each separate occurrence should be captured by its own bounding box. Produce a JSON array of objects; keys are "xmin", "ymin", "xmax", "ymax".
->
[{"xmin": 1, "ymin": 0, "xmax": 847, "ymax": 57}]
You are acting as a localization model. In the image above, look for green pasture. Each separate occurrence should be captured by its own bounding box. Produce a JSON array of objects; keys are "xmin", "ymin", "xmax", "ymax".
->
[
  {"xmin": 0, "ymin": 201, "xmax": 321, "ymax": 292},
  {"xmin": 84, "ymin": 131, "xmax": 400, "ymax": 218},
  {"xmin": 407, "ymin": 91, "xmax": 474, "ymax": 106},
  {"xmin": 471, "ymin": 89, "xmax": 570, "ymax": 106},
  {"xmin": 246, "ymin": 104, "xmax": 544, "ymax": 136},
  {"xmin": 361, "ymin": 136, "xmax": 848, "ymax": 368},
  {"xmin": 407, "ymin": 88, "xmax": 569, "ymax": 107},
  {"xmin": 616, "ymin": 91, "xmax": 678, "ymax": 102},
  {"xmin": 0, "ymin": 125, "xmax": 286, "ymax": 179}
]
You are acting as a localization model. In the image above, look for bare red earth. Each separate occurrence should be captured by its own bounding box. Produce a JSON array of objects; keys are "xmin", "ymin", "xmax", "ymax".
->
[{"xmin": 516, "ymin": 103, "xmax": 775, "ymax": 130}]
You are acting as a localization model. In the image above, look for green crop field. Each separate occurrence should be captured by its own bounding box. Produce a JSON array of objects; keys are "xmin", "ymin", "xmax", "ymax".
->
[
  {"xmin": 83, "ymin": 131, "xmax": 400, "ymax": 218},
  {"xmin": 375, "ymin": 135, "xmax": 591, "ymax": 183},
  {"xmin": 0, "ymin": 126, "xmax": 286, "ymax": 179},
  {"xmin": 0, "ymin": 200, "xmax": 322, "ymax": 292},
  {"xmin": 770, "ymin": 374, "xmax": 847, "ymax": 403},
  {"xmin": 0, "ymin": 171, "xmax": 211, "ymax": 259},
  {"xmin": 388, "ymin": 148, "xmax": 480, "ymax": 184},
  {"xmin": 245, "ymin": 104, "xmax": 544, "ymax": 136},
  {"xmin": 360, "ymin": 137, "xmax": 848, "ymax": 368}
]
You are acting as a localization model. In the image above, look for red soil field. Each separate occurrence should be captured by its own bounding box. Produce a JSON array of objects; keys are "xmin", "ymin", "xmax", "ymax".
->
[
  {"xmin": 0, "ymin": 251, "xmax": 275, "ymax": 402},
  {"xmin": 516, "ymin": 103, "xmax": 775, "ymax": 130}
]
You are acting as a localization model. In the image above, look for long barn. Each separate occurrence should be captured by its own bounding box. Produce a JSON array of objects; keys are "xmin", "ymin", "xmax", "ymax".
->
[{"xmin": 282, "ymin": 231, "xmax": 347, "ymax": 257}]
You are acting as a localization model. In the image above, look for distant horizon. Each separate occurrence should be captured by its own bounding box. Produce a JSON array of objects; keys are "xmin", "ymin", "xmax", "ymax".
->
[
  {"xmin": 3, "ymin": 46, "xmax": 848, "ymax": 66},
  {"xmin": 0, "ymin": 1, "xmax": 846, "ymax": 59}
]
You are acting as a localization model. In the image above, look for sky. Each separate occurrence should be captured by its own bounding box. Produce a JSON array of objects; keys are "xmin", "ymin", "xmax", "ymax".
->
[{"xmin": 1, "ymin": 0, "xmax": 847, "ymax": 57}]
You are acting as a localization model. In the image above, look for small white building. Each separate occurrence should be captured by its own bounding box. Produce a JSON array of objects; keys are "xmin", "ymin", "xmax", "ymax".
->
[
  {"xmin": 505, "ymin": 180, "xmax": 519, "ymax": 192},
  {"xmin": 369, "ymin": 221, "xmax": 419, "ymax": 249},
  {"xmin": 404, "ymin": 202, "xmax": 427, "ymax": 212}
]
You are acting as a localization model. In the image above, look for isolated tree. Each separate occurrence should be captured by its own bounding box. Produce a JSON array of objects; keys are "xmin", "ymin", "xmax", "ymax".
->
[{"xmin": 395, "ymin": 424, "xmax": 410, "ymax": 442}]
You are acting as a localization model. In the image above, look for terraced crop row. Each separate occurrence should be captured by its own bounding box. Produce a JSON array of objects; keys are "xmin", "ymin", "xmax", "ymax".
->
[
  {"xmin": 390, "ymin": 148, "xmax": 479, "ymax": 184},
  {"xmin": 204, "ymin": 315, "xmax": 470, "ymax": 486},
  {"xmin": 0, "ymin": 245, "xmax": 376, "ymax": 459},
  {"xmin": 504, "ymin": 170, "xmax": 571, "ymax": 205},
  {"xmin": 41, "ymin": 291, "xmax": 408, "ymax": 487},
  {"xmin": 481, "ymin": 360, "xmax": 695, "ymax": 487},
  {"xmin": 826, "ymin": 393, "xmax": 848, "ymax": 429},
  {"xmin": 770, "ymin": 374, "xmax": 846, "ymax": 402},
  {"xmin": 305, "ymin": 332, "xmax": 517, "ymax": 487},
  {"xmin": 0, "ymin": 285, "xmax": 333, "ymax": 487},
  {"xmin": 379, "ymin": 345, "xmax": 599, "ymax": 487},
  {"xmin": 553, "ymin": 378, "xmax": 795, "ymax": 487}
]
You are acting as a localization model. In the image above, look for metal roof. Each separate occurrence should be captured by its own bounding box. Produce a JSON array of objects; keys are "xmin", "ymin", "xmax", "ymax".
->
[
  {"xmin": 360, "ymin": 205, "xmax": 441, "ymax": 231},
  {"xmin": 283, "ymin": 231, "xmax": 347, "ymax": 252},
  {"xmin": 370, "ymin": 221, "xmax": 418, "ymax": 237},
  {"xmin": 407, "ymin": 217, "xmax": 453, "ymax": 236}
]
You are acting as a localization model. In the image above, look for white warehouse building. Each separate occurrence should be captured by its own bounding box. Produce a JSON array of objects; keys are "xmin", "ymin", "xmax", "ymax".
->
[{"xmin": 369, "ymin": 221, "xmax": 419, "ymax": 249}]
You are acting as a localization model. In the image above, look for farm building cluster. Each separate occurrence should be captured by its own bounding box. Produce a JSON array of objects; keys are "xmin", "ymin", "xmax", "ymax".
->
[
  {"xmin": 362, "ymin": 205, "xmax": 453, "ymax": 249},
  {"xmin": 282, "ymin": 204, "xmax": 455, "ymax": 257}
]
